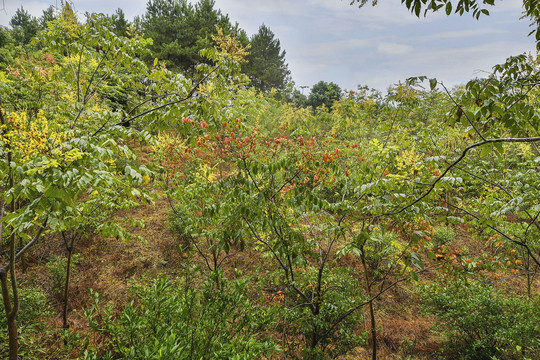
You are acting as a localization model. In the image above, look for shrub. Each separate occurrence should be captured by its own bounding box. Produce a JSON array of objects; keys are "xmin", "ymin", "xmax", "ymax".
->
[
  {"xmin": 168, "ymin": 207, "xmax": 191, "ymax": 244},
  {"xmin": 279, "ymin": 266, "xmax": 367, "ymax": 359},
  {"xmin": 422, "ymin": 280, "xmax": 540, "ymax": 360},
  {"xmin": 47, "ymin": 254, "xmax": 81, "ymax": 299},
  {"xmin": 0, "ymin": 287, "xmax": 53, "ymax": 359},
  {"xmin": 84, "ymin": 270, "xmax": 279, "ymax": 359},
  {"xmin": 365, "ymin": 228, "xmax": 401, "ymax": 280},
  {"xmin": 433, "ymin": 226, "xmax": 455, "ymax": 246}
]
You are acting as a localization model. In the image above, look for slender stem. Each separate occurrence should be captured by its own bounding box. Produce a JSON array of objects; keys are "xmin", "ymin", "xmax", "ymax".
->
[
  {"xmin": 446, "ymin": 202, "xmax": 540, "ymax": 267},
  {"xmin": 360, "ymin": 245, "xmax": 377, "ymax": 360},
  {"xmin": 15, "ymin": 216, "xmax": 48, "ymax": 261},
  {"xmin": 0, "ymin": 267, "xmax": 17, "ymax": 360},
  {"xmin": 0, "ymin": 95, "xmax": 18, "ymax": 359},
  {"xmin": 62, "ymin": 246, "xmax": 73, "ymax": 330},
  {"xmin": 441, "ymin": 82, "xmax": 486, "ymax": 141}
]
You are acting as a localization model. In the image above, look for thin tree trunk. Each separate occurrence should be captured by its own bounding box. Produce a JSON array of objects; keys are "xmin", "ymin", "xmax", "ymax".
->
[
  {"xmin": 360, "ymin": 245, "xmax": 377, "ymax": 360},
  {"xmin": 1, "ymin": 234, "xmax": 18, "ymax": 360},
  {"xmin": 1, "ymin": 95, "xmax": 19, "ymax": 359},
  {"xmin": 526, "ymin": 252, "xmax": 531, "ymax": 300},
  {"xmin": 18, "ymin": 235, "xmax": 25, "ymax": 273},
  {"xmin": 62, "ymin": 247, "xmax": 73, "ymax": 330},
  {"xmin": 17, "ymin": 199, "xmax": 26, "ymax": 274},
  {"xmin": 0, "ymin": 267, "xmax": 17, "ymax": 360},
  {"xmin": 61, "ymin": 231, "xmax": 78, "ymax": 334},
  {"xmin": 367, "ymin": 299, "xmax": 377, "ymax": 360},
  {"xmin": 4, "ymin": 151, "xmax": 19, "ymax": 360}
]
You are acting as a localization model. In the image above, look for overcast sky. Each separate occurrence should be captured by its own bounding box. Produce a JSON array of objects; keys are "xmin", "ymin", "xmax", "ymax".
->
[{"xmin": 0, "ymin": 0, "xmax": 536, "ymax": 92}]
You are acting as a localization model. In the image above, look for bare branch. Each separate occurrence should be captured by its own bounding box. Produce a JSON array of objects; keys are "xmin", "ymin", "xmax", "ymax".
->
[
  {"xmin": 446, "ymin": 202, "xmax": 540, "ymax": 267},
  {"xmin": 15, "ymin": 216, "xmax": 49, "ymax": 262}
]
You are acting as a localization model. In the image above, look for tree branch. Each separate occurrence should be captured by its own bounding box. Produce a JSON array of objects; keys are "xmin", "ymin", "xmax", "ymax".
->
[{"xmin": 388, "ymin": 136, "xmax": 540, "ymax": 216}]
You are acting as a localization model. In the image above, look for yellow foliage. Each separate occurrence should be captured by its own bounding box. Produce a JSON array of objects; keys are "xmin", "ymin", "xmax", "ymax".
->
[
  {"xmin": 67, "ymin": 54, "xmax": 85, "ymax": 66},
  {"xmin": 142, "ymin": 175, "xmax": 151, "ymax": 185},
  {"xmin": 212, "ymin": 27, "xmax": 250, "ymax": 63},
  {"xmin": 369, "ymin": 138, "xmax": 391, "ymax": 156},
  {"xmin": 391, "ymin": 82, "xmax": 418, "ymax": 103},
  {"xmin": 153, "ymin": 133, "xmax": 187, "ymax": 154},
  {"xmin": 61, "ymin": 92, "xmax": 76, "ymax": 103},
  {"xmin": 394, "ymin": 147, "xmax": 423, "ymax": 178},
  {"xmin": 0, "ymin": 71, "xmax": 10, "ymax": 84},
  {"xmin": 518, "ymin": 143, "xmax": 532, "ymax": 156},
  {"xmin": 197, "ymin": 163, "xmax": 217, "ymax": 182},
  {"xmin": 91, "ymin": 104, "xmax": 104, "ymax": 112},
  {"xmin": 278, "ymin": 103, "xmax": 311, "ymax": 129},
  {"xmin": 0, "ymin": 109, "xmax": 84, "ymax": 168}
]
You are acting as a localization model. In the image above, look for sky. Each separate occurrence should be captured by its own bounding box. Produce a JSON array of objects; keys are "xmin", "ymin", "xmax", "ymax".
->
[{"xmin": 0, "ymin": 0, "xmax": 536, "ymax": 92}]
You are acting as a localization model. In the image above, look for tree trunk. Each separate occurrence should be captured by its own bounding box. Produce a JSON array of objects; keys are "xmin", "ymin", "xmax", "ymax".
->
[
  {"xmin": 526, "ymin": 252, "xmax": 532, "ymax": 300},
  {"xmin": 368, "ymin": 299, "xmax": 377, "ymax": 360},
  {"xmin": 62, "ymin": 247, "xmax": 73, "ymax": 330},
  {"xmin": 0, "ymin": 97, "xmax": 19, "ymax": 359},
  {"xmin": 360, "ymin": 245, "xmax": 377, "ymax": 360},
  {"xmin": 18, "ymin": 237, "xmax": 26, "ymax": 274},
  {"xmin": 1, "ymin": 268, "xmax": 18, "ymax": 360},
  {"xmin": 17, "ymin": 200, "xmax": 25, "ymax": 273}
]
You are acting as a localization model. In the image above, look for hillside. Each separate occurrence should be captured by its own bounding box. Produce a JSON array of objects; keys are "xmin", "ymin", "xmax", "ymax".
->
[{"xmin": 1, "ymin": 2, "xmax": 540, "ymax": 360}]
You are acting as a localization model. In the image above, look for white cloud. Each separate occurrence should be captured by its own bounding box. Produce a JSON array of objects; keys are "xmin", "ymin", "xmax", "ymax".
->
[
  {"xmin": 377, "ymin": 42, "xmax": 413, "ymax": 55},
  {"xmin": 422, "ymin": 27, "xmax": 507, "ymax": 41},
  {"xmin": 296, "ymin": 38, "xmax": 372, "ymax": 57}
]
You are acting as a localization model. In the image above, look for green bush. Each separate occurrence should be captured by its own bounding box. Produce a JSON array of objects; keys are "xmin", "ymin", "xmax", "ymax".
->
[
  {"xmin": 280, "ymin": 266, "xmax": 367, "ymax": 359},
  {"xmin": 365, "ymin": 228, "xmax": 401, "ymax": 280},
  {"xmin": 433, "ymin": 226, "xmax": 455, "ymax": 246},
  {"xmin": 422, "ymin": 281, "xmax": 540, "ymax": 360},
  {"xmin": 84, "ymin": 271, "xmax": 279, "ymax": 359},
  {"xmin": 0, "ymin": 287, "xmax": 53, "ymax": 359},
  {"xmin": 47, "ymin": 254, "xmax": 81, "ymax": 299}
]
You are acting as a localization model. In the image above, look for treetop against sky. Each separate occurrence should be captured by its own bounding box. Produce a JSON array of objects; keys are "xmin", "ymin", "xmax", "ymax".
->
[{"xmin": 0, "ymin": 0, "xmax": 535, "ymax": 91}]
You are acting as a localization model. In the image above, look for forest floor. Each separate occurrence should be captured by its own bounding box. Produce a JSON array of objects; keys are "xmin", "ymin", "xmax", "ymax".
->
[{"xmin": 19, "ymin": 192, "xmax": 442, "ymax": 359}]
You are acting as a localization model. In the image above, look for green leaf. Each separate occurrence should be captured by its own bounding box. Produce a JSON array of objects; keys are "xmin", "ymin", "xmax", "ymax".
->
[
  {"xmin": 410, "ymin": 251, "xmax": 424, "ymax": 270},
  {"xmin": 414, "ymin": 1, "xmax": 421, "ymax": 16},
  {"xmin": 493, "ymin": 142, "xmax": 503, "ymax": 155},
  {"xmin": 429, "ymin": 78, "xmax": 437, "ymax": 90},
  {"xmin": 445, "ymin": 2, "xmax": 452, "ymax": 15},
  {"xmin": 479, "ymin": 146, "xmax": 491, "ymax": 158}
]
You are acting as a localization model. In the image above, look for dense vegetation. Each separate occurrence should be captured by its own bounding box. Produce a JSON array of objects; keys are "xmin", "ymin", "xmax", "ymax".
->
[{"xmin": 0, "ymin": 1, "xmax": 539, "ymax": 359}]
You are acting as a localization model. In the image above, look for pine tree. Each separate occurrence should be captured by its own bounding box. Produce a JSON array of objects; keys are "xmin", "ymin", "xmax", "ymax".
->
[
  {"xmin": 139, "ymin": 0, "xmax": 231, "ymax": 71},
  {"xmin": 9, "ymin": 7, "xmax": 40, "ymax": 45},
  {"xmin": 111, "ymin": 8, "xmax": 129, "ymax": 37},
  {"xmin": 243, "ymin": 24, "xmax": 290, "ymax": 92}
]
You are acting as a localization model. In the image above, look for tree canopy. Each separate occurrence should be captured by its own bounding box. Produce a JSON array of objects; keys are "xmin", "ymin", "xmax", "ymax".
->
[
  {"xmin": 243, "ymin": 24, "xmax": 290, "ymax": 92},
  {"xmin": 308, "ymin": 81, "xmax": 342, "ymax": 109},
  {"xmin": 138, "ymin": 0, "xmax": 232, "ymax": 71},
  {"xmin": 9, "ymin": 7, "xmax": 40, "ymax": 45}
]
